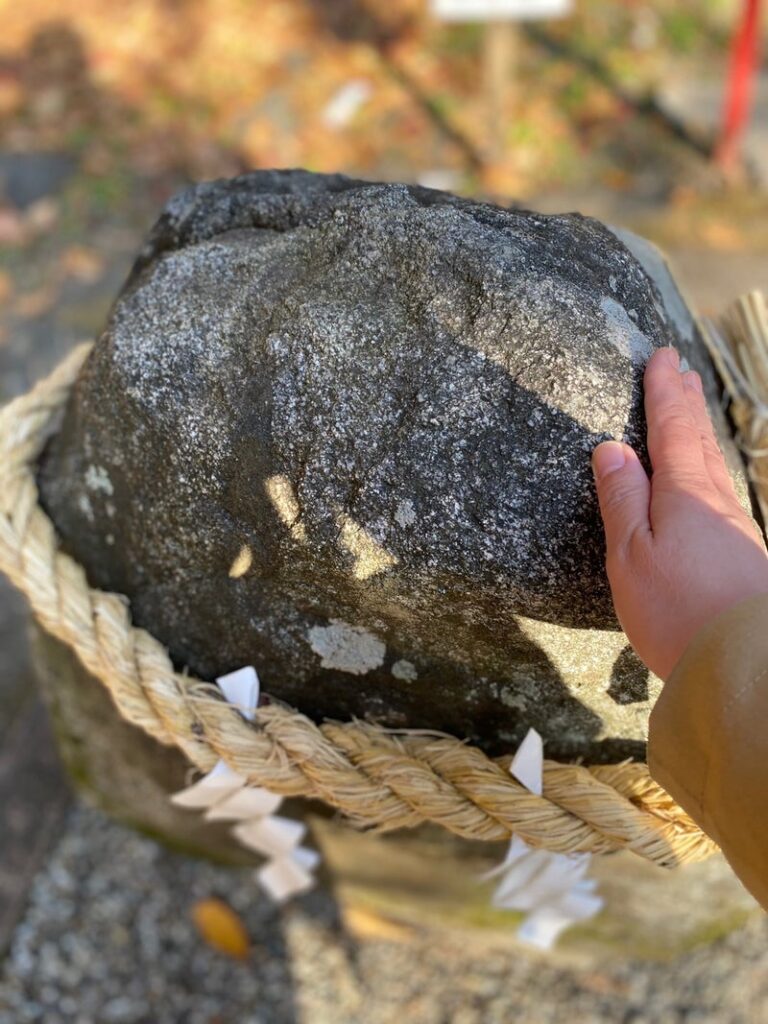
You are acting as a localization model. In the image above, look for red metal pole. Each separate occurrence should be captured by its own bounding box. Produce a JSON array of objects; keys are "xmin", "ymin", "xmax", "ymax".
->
[{"xmin": 716, "ymin": 0, "xmax": 763, "ymax": 175}]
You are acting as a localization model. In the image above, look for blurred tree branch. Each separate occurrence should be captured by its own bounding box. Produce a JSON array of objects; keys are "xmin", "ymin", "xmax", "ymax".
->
[
  {"xmin": 305, "ymin": 0, "xmax": 483, "ymax": 172},
  {"xmin": 525, "ymin": 24, "xmax": 714, "ymax": 160}
]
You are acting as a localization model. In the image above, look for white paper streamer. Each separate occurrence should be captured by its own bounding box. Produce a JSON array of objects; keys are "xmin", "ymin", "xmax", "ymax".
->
[
  {"xmin": 484, "ymin": 728, "xmax": 604, "ymax": 951},
  {"xmin": 216, "ymin": 666, "xmax": 259, "ymax": 722},
  {"xmin": 203, "ymin": 787, "xmax": 283, "ymax": 821},
  {"xmin": 232, "ymin": 816, "xmax": 307, "ymax": 858},
  {"xmin": 171, "ymin": 666, "xmax": 321, "ymax": 903},
  {"xmin": 170, "ymin": 760, "xmax": 246, "ymax": 809},
  {"xmin": 257, "ymin": 856, "xmax": 315, "ymax": 902}
]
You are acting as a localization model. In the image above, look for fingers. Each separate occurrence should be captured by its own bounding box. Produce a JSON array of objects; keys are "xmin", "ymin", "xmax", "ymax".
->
[
  {"xmin": 680, "ymin": 369, "xmax": 740, "ymax": 505},
  {"xmin": 592, "ymin": 441, "xmax": 652, "ymax": 554},
  {"xmin": 643, "ymin": 348, "xmax": 708, "ymax": 486}
]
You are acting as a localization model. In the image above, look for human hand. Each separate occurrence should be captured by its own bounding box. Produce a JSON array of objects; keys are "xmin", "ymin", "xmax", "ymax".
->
[{"xmin": 592, "ymin": 346, "xmax": 768, "ymax": 681}]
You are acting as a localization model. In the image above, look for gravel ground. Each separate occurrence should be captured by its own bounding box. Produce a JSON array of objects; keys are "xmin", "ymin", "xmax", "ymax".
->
[{"xmin": 0, "ymin": 804, "xmax": 767, "ymax": 1024}]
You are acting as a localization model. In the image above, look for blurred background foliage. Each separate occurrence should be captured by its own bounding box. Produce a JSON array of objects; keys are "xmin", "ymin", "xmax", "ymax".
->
[
  {"xmin": 0, "ymin": 0, "xmax": 761, "ymax": 191},
  {"xmin": 0, "ymin": 0, "xmax": 767, "ymax": 309}
]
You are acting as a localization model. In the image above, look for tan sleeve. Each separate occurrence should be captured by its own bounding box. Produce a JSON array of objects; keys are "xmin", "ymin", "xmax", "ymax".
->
[{"xmin": 648, "ymin": 593, "xmax": 768, "ymax": 912}]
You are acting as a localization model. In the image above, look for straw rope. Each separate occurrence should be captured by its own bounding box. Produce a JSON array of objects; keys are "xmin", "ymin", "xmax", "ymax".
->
[
  {"xmin": 702, "ymin": 291, "xmax": 768, "ymax": 527},
  {"xmin": 0, "ymin": 342, "xmax": 718, "ymax": 868}
]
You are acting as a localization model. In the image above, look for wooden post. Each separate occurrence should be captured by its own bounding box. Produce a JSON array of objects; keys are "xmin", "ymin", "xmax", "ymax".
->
[{"xmin": 483, "ymin": 20, "xmax": 517, "ymax": 161}]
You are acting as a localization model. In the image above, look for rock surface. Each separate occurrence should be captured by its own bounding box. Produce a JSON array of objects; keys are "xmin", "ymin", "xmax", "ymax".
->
[{"xmin": 38, "ymin": 170, "xmax": 752, "ymax": 762}]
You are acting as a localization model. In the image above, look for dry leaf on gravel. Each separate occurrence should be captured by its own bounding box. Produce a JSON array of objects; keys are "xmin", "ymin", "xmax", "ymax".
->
[
  {"xmin": 191, "ymin": 898, "xmax": 250, "ymax": 960},
  {"xmin": 342, "ymin": 905, "xmax": 416, "ymax": 944}
]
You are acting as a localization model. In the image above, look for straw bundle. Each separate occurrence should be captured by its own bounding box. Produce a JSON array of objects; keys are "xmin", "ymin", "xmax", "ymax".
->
[{"xmin": 702, "ymin": 290, "xmax": 768, "ymax": 523}]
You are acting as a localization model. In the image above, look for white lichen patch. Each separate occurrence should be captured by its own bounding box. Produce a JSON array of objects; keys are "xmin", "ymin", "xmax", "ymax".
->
[
  {"xmin": 264, "ymin": 474, "xmax": 307, "ymax": 543},
  {"xmin": 607, "ymin": 226, "xmax": 696, "ymax": 344},
  {"xmin": 600, "ymin": 296, "xmax": 653, "ymax": 365},
  {"xmin": 499, "ymin": 689, "xmax": 527, "ymax": 711},
  {"xmin": 85, "ymin": 464, "xmax": 114, "ymax": 496},
  {"xmin": 336, "ymin": 513, "xmax": 398, "ymax": 581},
  {"xmin": 394, "ymin": 499, "xmax": 417, "ymax": 528},
  {"xmin": 308, "ymin": 619, "xmax": 386, "ymax": 675},
  {"xmin": 78, "ymin": 493, "xmax": 94, "ymax": 522},
  {"xmin": 228, "ymin": 544, "xmax": 253, "ymax": 579},
  {"xmin": 391, "ymin": 659, "xmax": 418, "ymax": 682}
]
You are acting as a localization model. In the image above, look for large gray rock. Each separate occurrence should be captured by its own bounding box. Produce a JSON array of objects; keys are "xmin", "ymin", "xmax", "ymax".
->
[{"xmin": 38, "ymin": 170, "xmax": 752, "ymax": 763}]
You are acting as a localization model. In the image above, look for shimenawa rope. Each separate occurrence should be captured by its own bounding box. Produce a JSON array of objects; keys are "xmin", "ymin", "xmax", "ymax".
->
[{"xmin": 0, "ymin": 342, "xmax": 718, "ymax": 869}]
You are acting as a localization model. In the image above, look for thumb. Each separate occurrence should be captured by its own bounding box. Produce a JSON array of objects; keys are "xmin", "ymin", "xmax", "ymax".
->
[{"xmin": 592, "ymin": 441, "xmax": 651, "ymax": 553}]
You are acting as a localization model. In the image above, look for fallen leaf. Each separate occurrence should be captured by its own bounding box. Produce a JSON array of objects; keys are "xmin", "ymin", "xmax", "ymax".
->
[
  {"xmin": 25, "ymin": 198, "xmax": 59, "ymax": 235},
  {"xmin": 580, "ymin": 971, "xmax": 631, "ymax": 996},
  {"xmin": 0, "ymin": 270, "xmax": 13, "ymax": 305},
  {"xmin": 61, "ymin": 245, "xmax": 105, "ymax": 284},
  {"xmin": 0, "ymin": 78, "xmax": 22, "ymax": 117},
  {"xmin": 0, "ymin": 75, "xmax": 21, "ymax": 117},
  {"xmin": 0, "ymin": 208, "xmax": 27, "ymax": 247},
  {"xmin": 13, "ymin": 286, "xmax": 57, "ymax": 319},
  {"xmin": 669, "ymin": 184, "xmax": 698, "ymax": 208},
  {"xmin": 600, "ymin": 167, "xmax": 634, "ymax": 191},
  {"xmin": 191, "ymin": 898, "xmax": 250, "ymax": 960},
  {"xmin": 342, "ymin": 904, "xmax": 416, "ymax": 944},
  {"xmin": 699, "ymin": 219, "xmax": 747, "ymax": 253}
]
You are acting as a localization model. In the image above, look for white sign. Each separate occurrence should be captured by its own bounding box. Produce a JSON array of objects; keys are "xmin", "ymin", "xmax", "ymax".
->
[{"xmin": 431, "ymin": 0, "xmax": 573, "ymax": 21}]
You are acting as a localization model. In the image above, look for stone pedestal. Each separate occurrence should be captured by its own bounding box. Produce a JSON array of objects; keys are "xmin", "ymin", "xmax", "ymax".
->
[
  {"xmin": 309, "ymin": 818, "xmax": 757, "ymax": 962},
  {"xmin": 30, "ymin": 623, "xmax": 252, "ymax": 865}
]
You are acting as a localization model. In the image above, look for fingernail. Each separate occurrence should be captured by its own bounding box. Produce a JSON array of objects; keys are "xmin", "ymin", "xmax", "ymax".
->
[
  {"xmin": 592, "ymin": 441, "xmax": 626, "ymax": 480},
  {"xmin": 665, "ymin": 347, "xmax": 680, "ymax": 369},
  {"xmin": 683, "ymin": 370, "xmax": 703, "ymax": 393}
]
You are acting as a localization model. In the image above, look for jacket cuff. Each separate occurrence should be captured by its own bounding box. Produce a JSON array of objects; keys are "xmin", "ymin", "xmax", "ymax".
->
[
  {"xmin": 648, "ymin": 591, "xmax": 768, "ymax": 843},
  {"xmin": 651, "ymin": 593, "xmax": 768, "ymax": 913}
]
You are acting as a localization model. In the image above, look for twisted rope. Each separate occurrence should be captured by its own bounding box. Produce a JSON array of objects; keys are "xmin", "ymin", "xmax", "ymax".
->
[
  {"xmin": 702, "ymin": 291, "xmax": 768, "ymax": 527},
  {"xmin": 0, "ymin": 344, "xmax": 716, "ymax": 868}
]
